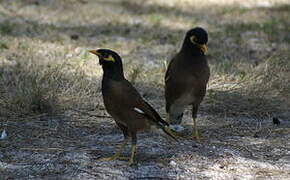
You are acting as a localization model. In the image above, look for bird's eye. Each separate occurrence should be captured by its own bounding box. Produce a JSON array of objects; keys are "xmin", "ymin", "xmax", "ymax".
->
[{"xmin": 190, "ymin": 35, "xmax": 197, "ymax": 44}]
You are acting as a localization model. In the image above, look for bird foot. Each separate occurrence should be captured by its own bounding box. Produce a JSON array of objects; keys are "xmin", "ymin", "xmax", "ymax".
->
[
  {"xmin": 98, "ymin": 155, "xmax": 131, "ymax": 161},
  {"xmin": 98, "ymin": 156, "xmax": 117, "ymax": 161},
  {"xmin": 191, "ymin": 132, "xmax": 203, "ymax": 141},
  {"xmin": 118, "ymin": 156, "xmax": 130, "ymax": 160},
  {"xmin": 128, "ymin": 145, "xmax": 137, "ymax": 166},
  {"xmin": 128, "ymin": 157, "xmax": 136, "ymax": 166},
  {"xmin": 98, "ymin": 153, "xmax": 121, "ymax": 161}
]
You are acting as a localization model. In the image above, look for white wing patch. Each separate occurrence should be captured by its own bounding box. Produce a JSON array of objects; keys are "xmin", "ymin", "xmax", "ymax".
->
[
  {"xmin": 169, "ymin": 125, "xmax": 184, "ymax": 132},
  {"xmin": 165, "ymin": 75, "xmax": 170, "ymax": 83},
  {"xmin": 1, "ymin": 129, "xmax": 7, "ymax": 139},
  {"xmin": 133, "ymin": 107, "xmax": 145, "ymax": 114}
]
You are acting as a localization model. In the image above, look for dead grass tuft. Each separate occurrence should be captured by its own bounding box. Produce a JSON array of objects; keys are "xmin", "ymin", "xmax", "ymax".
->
[{"xmin": 0, "ymin": 57, "xmax": 100, "ymax": 118}]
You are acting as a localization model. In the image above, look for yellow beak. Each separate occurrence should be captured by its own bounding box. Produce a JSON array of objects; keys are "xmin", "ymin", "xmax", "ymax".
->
[
  {"xmin": 200, "ymin": 44, "xmax": 208, "ymax": 54},
  {"xmin": 88, "ymin": 50, "xmax": 100, "ymax": 56}
]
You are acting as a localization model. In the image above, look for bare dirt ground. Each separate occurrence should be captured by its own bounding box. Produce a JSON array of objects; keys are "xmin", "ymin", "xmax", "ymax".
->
[
  {"xmin": 1, "ymin": 111, "xmax": 290, "ymax": 179},
  {"xmin": 1, "ymin": 0, "xmax": 290, "ymax": 179}
]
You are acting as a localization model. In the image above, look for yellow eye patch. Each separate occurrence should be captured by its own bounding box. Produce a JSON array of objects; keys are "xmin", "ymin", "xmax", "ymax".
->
[
  {"xmin": 103, "ymin": 55, "xmax": 115, "ymax": 62},
  {"xmin": 190, "ymin": 35, "xmax": 208, "ymax": 54},
  {"xmin": 190, "ymin": 35, "xmax": 197, "ymax": 43}
]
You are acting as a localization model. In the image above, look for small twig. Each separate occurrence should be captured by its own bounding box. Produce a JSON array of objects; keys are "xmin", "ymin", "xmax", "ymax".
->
[
  {"xmin": 70, "ymin": 108, "xmax": 111, "ymax": 118},
  {"xmin": 271, "ymin": 128, "xmax": 290, "ymax": 133}
]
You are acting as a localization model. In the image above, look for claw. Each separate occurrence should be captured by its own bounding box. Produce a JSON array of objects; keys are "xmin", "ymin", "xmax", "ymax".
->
[
  {"xmin": 98, "ymin": 154, "xmax": 120, "ymax": 161},
  {"xmin": 118, "ymin": 157, "xmax": 129, "ymax": 160},
  {"xmin": 98, "ymin": 139, "xmax": 128, "ymax": 162},
  {"xmin": 192, "ymin": 128, "xmax": 201, "ymax": 140}
]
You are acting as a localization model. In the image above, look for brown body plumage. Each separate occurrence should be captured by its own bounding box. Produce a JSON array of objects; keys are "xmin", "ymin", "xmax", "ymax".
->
[
  {"xmin": 89, "ymin": 49, "xmax": 176, "ymax": 165},
  {"xmin": 165, "ymin": 27, "xmax": 210, "ymax": 139}
]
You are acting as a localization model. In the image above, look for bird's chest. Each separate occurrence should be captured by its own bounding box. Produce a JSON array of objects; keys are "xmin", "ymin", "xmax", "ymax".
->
[
  {"xmin": 101, "ymin": 79, "xmax": 123, "ymax": 115},
  {"xmin": 175, "ymin": 89, "xmax": 196, "ymax": 105}
]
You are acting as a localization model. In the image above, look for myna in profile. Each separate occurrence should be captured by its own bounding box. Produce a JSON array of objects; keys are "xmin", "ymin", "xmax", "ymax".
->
[
  {"xmin": 89, "ymin": 49, "xmax": 177, "ymax": 165},
  {"xmin": 165, "ymin": 27, "xmax": 210, "ymax": 140}
]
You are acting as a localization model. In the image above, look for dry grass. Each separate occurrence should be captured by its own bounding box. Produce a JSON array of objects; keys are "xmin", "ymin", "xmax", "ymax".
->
[
  {"xmin": 0, "ymin": 0, "xmax": 290, "ymax": 179},
  {"xmin": 0, "ymin": 0, "xmax": 288, "ymax": 119},
  {"xmin": 0, "ymin": 47, "xmax": 101, "ymax": 117}
]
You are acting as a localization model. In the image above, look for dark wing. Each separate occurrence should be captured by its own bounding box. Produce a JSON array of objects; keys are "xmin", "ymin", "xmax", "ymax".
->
[
  {"xmin": 164, "ymin": 53, "xmax": 187, "ymax": 112},
  {"xmin": 112, "ymin": 79, "xmax": 178, "ymax": 141},
  {"xmin": 122, "ymin": 80, "xmax": 168, "ymax": 126},
  {"xmin": 140, "ymin": 101, "xmax": 169, "ymax": 126},
  {"xmin": 165, "ymin": 54, "xmax": 177, "ymax": 83},
  {"xmin": 165, "ymin": 54, "xmax": 210, "ymax": 112}
]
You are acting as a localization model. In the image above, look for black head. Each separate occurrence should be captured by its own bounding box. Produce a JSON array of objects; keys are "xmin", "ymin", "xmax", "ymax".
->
[
  {"xmin": 88, "ymin": 49, "xmax": 124, "ymax": 80},
  {"xmin": 89, "ymin": 49, "xmax": 122, "ymax": 65},
  {"xmin": 182, "ymin": 27, "xmax": 208, "ymax": 54}
]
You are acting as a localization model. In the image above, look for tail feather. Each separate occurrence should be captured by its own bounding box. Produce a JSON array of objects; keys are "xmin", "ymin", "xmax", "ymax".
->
[{"xmin": 160, "ymin": 125, "xmax": 179, "ymax": 142}]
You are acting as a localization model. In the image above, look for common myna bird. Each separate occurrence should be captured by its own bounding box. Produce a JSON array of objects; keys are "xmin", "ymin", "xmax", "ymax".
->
[
  {"xmin": 165, "ymin": 27, "xmax": 210, "ymax": 140},
  {"xmin": 89, "ymin": 49, "xmax": 177, "ymax": 165}
]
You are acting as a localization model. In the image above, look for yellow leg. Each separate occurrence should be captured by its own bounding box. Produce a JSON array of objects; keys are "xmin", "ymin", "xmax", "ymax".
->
[
  {"xmin": 128, "ymin": 144, "xmax": 137, "ymax": 166},
  {"xmin": 192, "ymin": 118, "xmax": 200, "ymax": 140},
  {"xmin": 166, "ymin": 113, "xmax": 170, "ymax": 123},
  {"xmin": 99, "ymin": 139, "xmax": 128, "ymax": 161}
]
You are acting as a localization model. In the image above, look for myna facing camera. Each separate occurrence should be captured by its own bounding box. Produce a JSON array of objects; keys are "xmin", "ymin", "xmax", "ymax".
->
[{"xmin": 165, "ymin": 27, "xmax": 210, "ymax": 140}]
